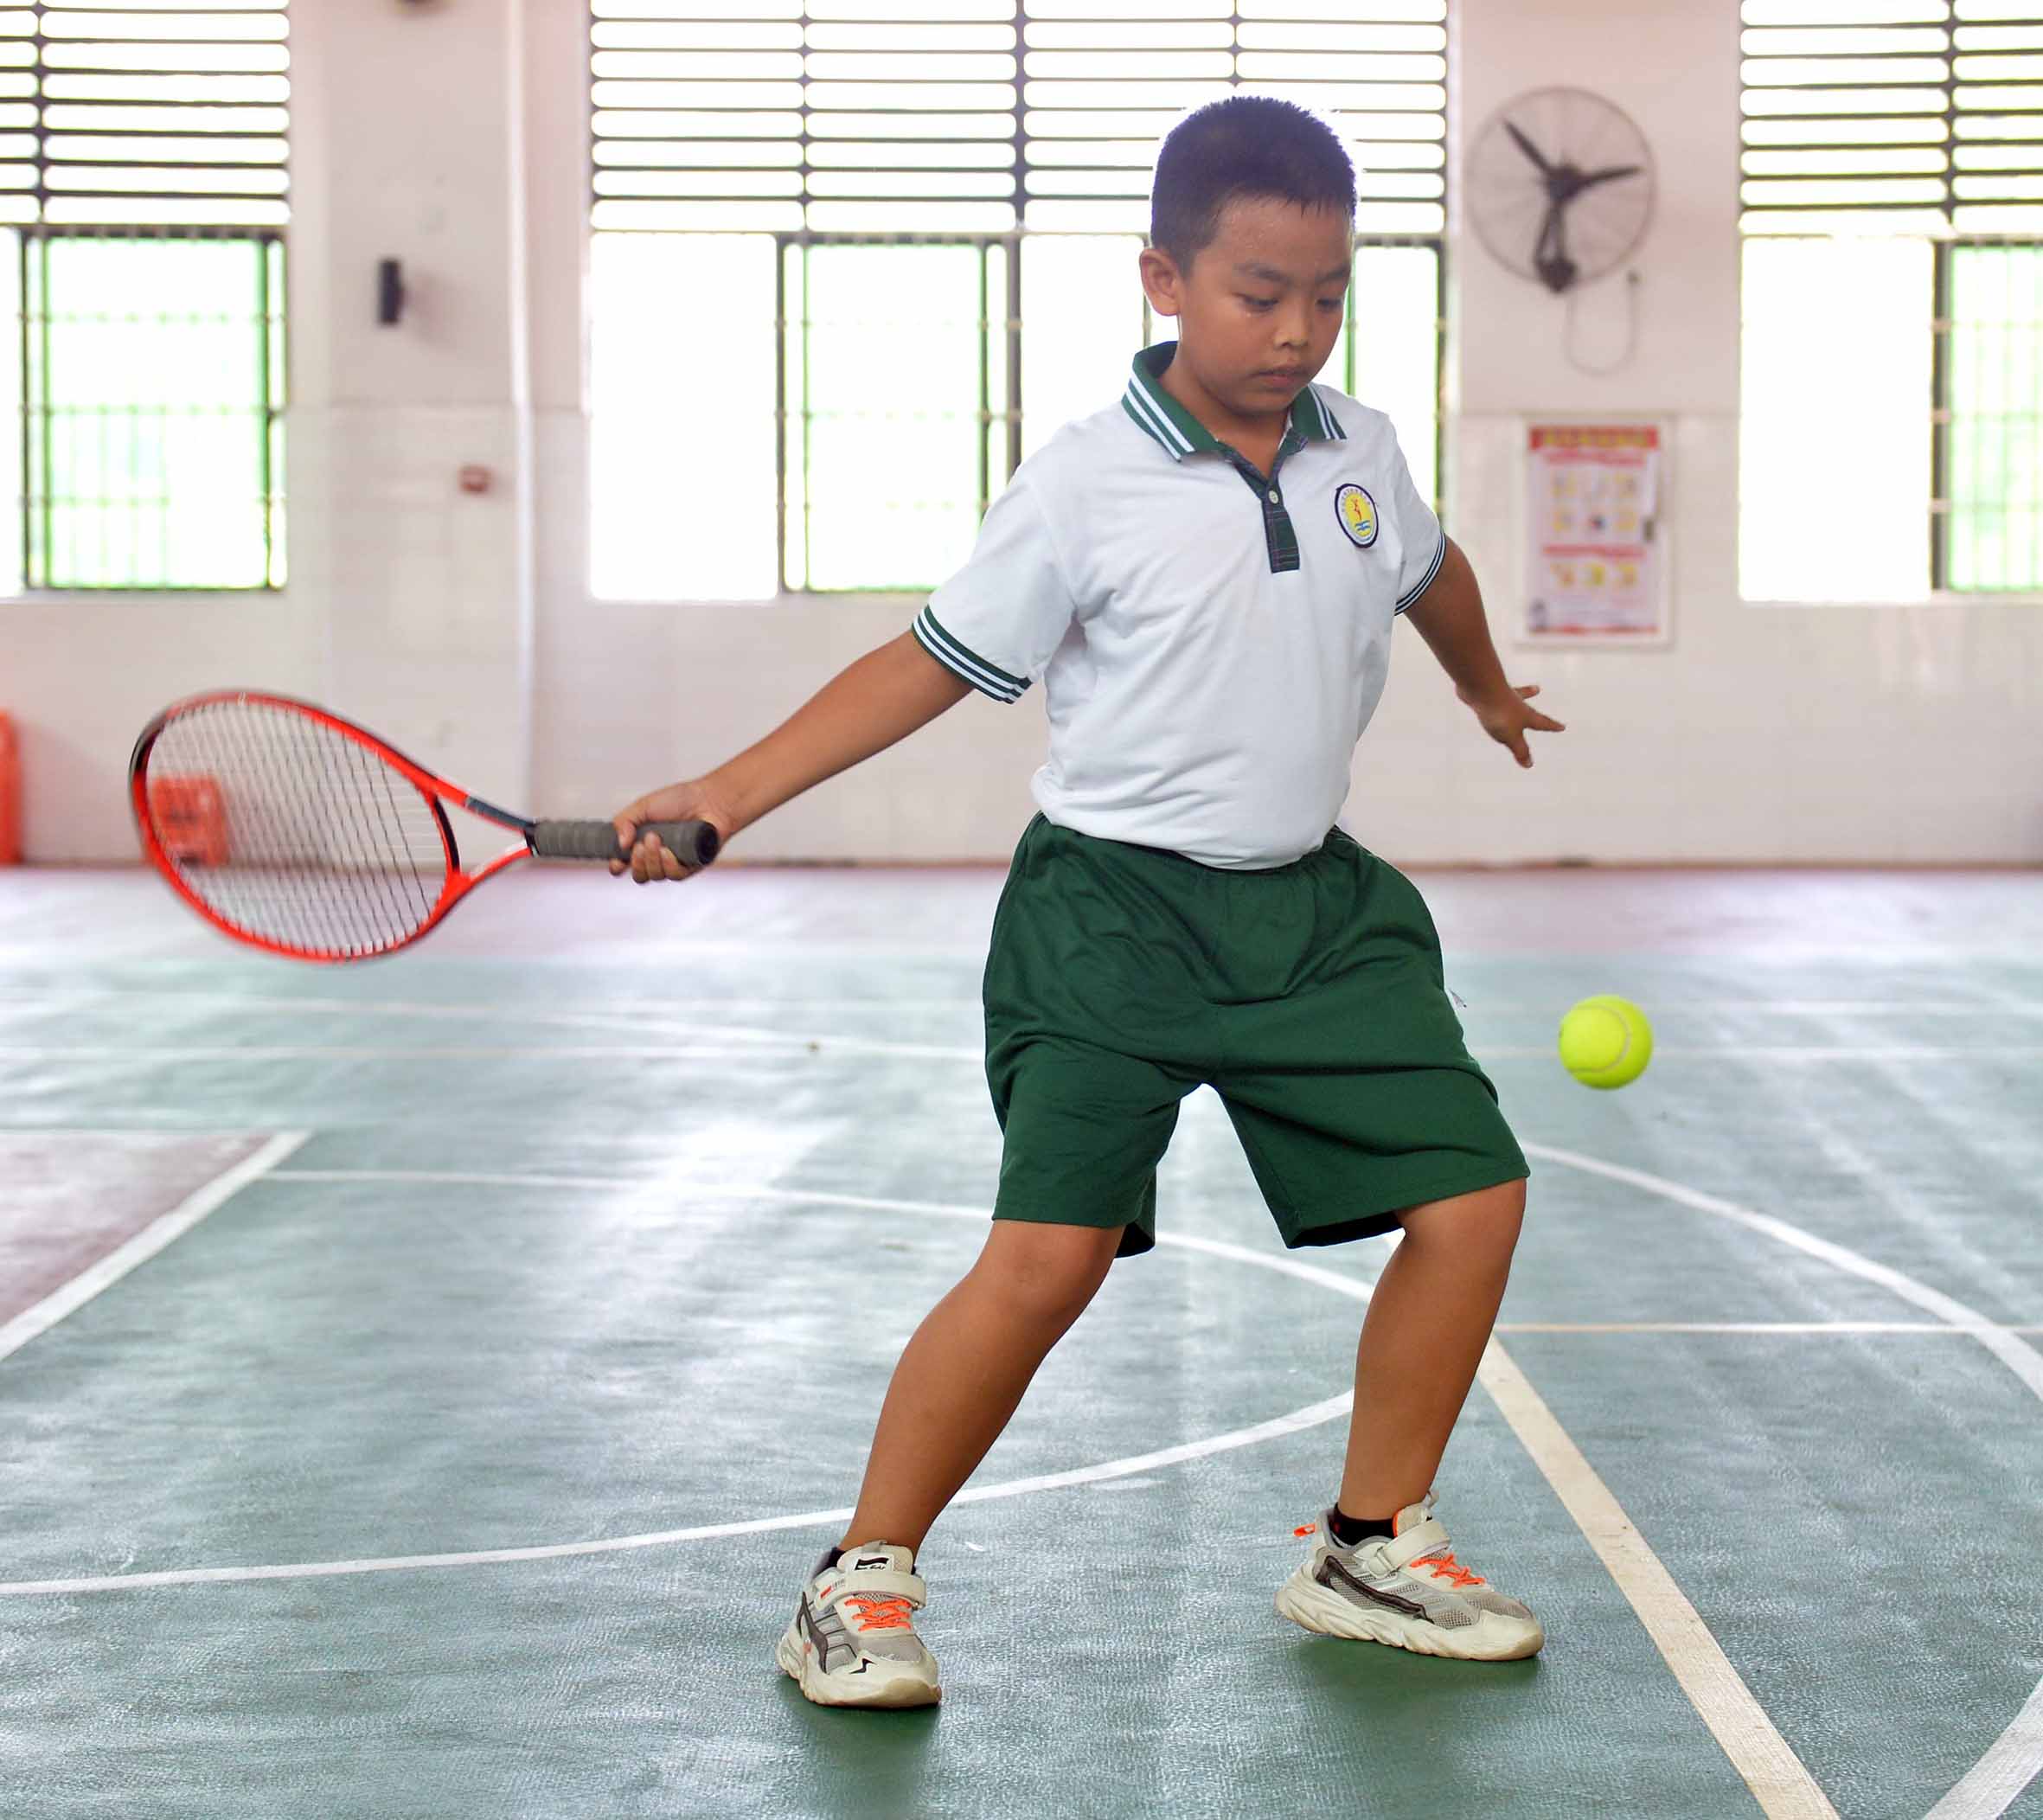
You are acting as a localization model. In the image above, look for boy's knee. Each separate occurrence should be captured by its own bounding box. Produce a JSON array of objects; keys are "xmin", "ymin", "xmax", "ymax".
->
[
  {"xmin": 1398, "ymin": 1177, "xmax": 1525, "ymax": 1252},
  {"xmin": 978, "ymin": 1219, "xmax": 1122, "ymax": 1323}
]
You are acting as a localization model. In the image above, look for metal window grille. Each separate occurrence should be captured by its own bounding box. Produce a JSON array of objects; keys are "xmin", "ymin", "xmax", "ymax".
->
[
  {"xmin": 761, "ymin": 229, "xmax": 1441, "ymax": 594},
  {"xmin": 0, "ymin": 4, "xmax": 289, "ymax": 593},
  {"xmin": 1935, "ymin": 239, "xmax": 2042, "ymax": 588},
  {"xmin": 1741, "ymin": 3, "xmax": 2042, "ymax": 594},
  {"xmin": 15, "ymin": 226, "xmax": 286, "ymax": 591},
  {"xmin": 589, "ymin": 3, "xmax": 1446, "ymax": 597}
]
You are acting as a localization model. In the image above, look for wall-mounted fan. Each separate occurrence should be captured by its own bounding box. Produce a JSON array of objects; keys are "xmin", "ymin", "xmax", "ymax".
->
[{"xmin": 1468, "ymin": 88, "xmax": 1655, "ymax": 295}]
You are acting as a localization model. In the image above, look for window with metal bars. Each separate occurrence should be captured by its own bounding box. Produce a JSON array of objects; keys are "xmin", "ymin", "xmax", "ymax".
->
[
  {"xmin": 0, "ymin": 3, "xmax": 288, "ymax": 593},
  {"xmin": 1739, "ymin": 2, "xmax": 2042, "ymax": 599},
  {"xmin": 587, "ymin": 1, "xmax": 1446, "ymax": 600}
]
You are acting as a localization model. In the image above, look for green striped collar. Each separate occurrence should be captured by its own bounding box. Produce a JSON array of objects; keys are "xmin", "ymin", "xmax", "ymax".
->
[{"xmin": 1121, "ymin": 340, "xmax": 1345, "ymax": 461}]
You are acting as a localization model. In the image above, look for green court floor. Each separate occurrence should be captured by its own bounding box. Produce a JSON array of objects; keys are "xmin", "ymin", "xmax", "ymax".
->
[{"xmin": 0, "ymin": 867, "xmax": 2038, "ymax": 1819}]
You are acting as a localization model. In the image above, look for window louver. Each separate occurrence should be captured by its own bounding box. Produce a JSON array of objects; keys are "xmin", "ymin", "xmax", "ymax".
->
[
  {"xmin": 1741, "ymin": 1, "xmax": 2043, "ymax": 235},
  {"xmin": 0, "ymin": 3, "xmax": 289, "ymax": 227},
  {"xmin": 591, "ymin": 1, "xmax": 1446, "ymax": 236}
]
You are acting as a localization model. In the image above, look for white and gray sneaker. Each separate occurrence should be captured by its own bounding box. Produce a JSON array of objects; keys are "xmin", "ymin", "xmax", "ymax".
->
[
  {"xmin": 1275, "ymin": 1491, "xmax": 1545, "ymax": 1662},
  {"xmin": 776, "ymin": 1541, "xmax": 942, "ymax": 1708}
]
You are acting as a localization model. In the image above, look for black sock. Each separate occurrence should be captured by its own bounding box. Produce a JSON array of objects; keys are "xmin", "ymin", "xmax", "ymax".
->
[{"xmin": 1327, "ymin": 1504, "xmax": 1395, "ymax": 1547}]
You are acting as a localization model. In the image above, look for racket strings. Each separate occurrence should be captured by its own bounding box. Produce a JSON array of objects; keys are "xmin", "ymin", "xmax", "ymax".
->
[{"xmin": 142, "ymin": 699, "xmax": 452, "ymax": 958}]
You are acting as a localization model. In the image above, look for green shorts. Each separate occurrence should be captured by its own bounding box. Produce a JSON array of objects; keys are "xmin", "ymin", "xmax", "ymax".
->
[{"xmin": 983, "ymin": 815, "xmax": 1527, "ymax": 1257}]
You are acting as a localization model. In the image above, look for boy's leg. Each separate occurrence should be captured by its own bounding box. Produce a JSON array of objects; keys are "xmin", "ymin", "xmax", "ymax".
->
[
  {"xmin": 836, "ymin": 1215, "xmax": 1124, "ymax": 1555},
  {"xmin": 1273, "ymin": 1177, "xmax": 1541, "ymax": 1662},
  {"xmin": 1339, "ymin": 1177, "xmax": 1525, "ymax": 1519},
  {"xmin": 778, "ymin": 1217, "xmax": 1123, "ymax": 1708}
]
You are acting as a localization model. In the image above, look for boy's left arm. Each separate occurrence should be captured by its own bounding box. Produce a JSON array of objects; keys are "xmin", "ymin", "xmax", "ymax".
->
[{"xmin": 1402, "ymin": 536, "xmax": 1565, "ymax": 769}]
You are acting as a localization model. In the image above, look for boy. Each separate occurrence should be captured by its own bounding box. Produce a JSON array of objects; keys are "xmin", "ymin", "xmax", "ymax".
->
[{"xmin": 612, "ymin": 96, "xmax": 1564, "ymax": 1709}]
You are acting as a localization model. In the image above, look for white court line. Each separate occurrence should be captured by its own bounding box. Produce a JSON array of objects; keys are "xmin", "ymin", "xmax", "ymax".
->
[
  {"xmin": 0, "ymin": 1131, "xmax": 311, "ymax": 1366},
  {"xmin": 1550, "ymin": 1003, "xmax": 2043, "ymax": 1018},
  {"xmin": 1525, "ymin": 1144, "xmax": 2043, "ymax": 1820},
  {"xmin": 0, "ymin": 989, "xmax": 978, "ymax": 1016},
  {"xmin": 4, "ymin": 986, "xmax": 2043, "ymax": 1067},
  {"xmin": 1476, "ymin": 1341, "xmax": 1837, "ymax": 1819},
  {"xmin": 0, "ymin": 1126, "xmax": 274, "ymax": 1144},
  {"xmin": 1495, "ymin": 1047, "xmax": 2043, "ymax": 1062},
  {"xmin": 0, "ymin": 1042, "xmax": 985, "ymax": 1063},
  {"xmin": 10, "ymin": 1043, "xmax": 2043, "ymax": 1065},
  {"xmin": 1929, "ymin": 1683, "xmax": 2043, "ymax": 1820},
  {"xmin": 1496, "ymin": 1321, "xmax": 2043, "ymax": 1336},
  {"xmin": 1522, "ymin": 1145, "xmax": 2043, "ymax": 1405},
  {"xmin": 8, "ymin": 990, "xmax": 2043, "ymax": 1019},
  {"xmin": 0, "ymin": 1195, "xmax": 1363, "ymax": 1599},
  {"xmin": 0, "ymin": 1389, "xmax": 1361, "ymax": 1602},
  {"xmin": 0, "ymin": 1170, "xmax": 1837, "ymax": 1817},
  {"xmin": 0, "ymin": 997, "xmax": 972, "ymax": 1070}
]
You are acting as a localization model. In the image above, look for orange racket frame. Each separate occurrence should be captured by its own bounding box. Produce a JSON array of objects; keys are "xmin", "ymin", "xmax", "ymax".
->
[{"xmin": 130, "ymin": 689, "xmax": 718, "ymax": 964}]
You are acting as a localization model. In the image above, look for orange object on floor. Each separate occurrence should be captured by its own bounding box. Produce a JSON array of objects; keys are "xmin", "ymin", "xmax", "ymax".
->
[
  {"xmin": 0, "ymin": 714, "xmax": 17, "ymax": 865},
  {"xmin": 149, "ymin": 774, "xmax": 229, "ymax": 867}
]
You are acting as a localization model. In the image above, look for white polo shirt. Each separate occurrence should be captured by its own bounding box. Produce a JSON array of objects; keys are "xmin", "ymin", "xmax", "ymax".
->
[{"xmin": 912, "ymin": 341, "xmax": 1447, "ymax": 870}]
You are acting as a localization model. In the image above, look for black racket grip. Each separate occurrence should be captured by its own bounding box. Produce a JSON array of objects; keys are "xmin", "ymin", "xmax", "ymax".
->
[{"xmin": 530, "ymin": 819, "xmax": 720, "ymax": 868}]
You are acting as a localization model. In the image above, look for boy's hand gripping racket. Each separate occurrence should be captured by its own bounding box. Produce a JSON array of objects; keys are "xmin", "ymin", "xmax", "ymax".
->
[{"xmin": 130, "ymin": 690, "xmax": 719, "ymax": 963}]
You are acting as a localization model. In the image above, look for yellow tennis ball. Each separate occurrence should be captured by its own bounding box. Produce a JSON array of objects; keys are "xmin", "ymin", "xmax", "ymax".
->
[{"xmin": 1558, "ymin": 996, "xmax": 1654, "ymax": 1090}]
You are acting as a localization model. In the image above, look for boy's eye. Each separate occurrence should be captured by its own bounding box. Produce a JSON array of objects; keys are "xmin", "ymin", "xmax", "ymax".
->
[{"xmin": 1240, "ymin": 295, "xmax": 1345, "ymax": 311}]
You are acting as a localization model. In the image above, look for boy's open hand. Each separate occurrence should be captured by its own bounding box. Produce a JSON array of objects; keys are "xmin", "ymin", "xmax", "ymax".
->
[
  {"xmin": 611, "ymin": 780, "xmax": 729, "ymax": 882},
  {"xmin": 1458, "ymin": 682, "xmax": 1565, "ymax": 769}
]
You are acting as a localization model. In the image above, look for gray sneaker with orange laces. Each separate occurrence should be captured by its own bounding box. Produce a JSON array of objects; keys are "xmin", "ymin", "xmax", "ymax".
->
[
  {"xmin": 776, "ymin": 1541, "xmax": 942, "ymax": 1708},
  {"xmin": 1276, "ymin": 1491, "xmax": 1545, "ymax": 1661}
]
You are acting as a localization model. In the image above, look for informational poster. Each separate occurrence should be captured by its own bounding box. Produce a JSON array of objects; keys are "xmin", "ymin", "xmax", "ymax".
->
[{"xmin": 1521, "ymin": 424, "xmax": 1668, "ymax": 644}]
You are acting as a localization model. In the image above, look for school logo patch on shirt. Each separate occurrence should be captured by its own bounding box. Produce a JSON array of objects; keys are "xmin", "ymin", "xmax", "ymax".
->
[{"xmin": 1335, "ymin": 484, "xmax": 1379, "ymax": 548}]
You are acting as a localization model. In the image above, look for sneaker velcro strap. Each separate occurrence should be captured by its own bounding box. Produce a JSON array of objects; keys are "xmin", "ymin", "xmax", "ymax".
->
[
  {"xmin": 1382, "ymin": 1518, "xmax": 1453, "ymax": 1572},
  {"xmin": 833, "ymin": 1567, "xmax": 925, "ymax": 1607}
]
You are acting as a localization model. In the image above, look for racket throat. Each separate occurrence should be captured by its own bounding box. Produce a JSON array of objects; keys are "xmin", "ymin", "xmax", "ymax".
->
[{"xmin": 460, "ymin": 792, "xmax": 536, "ymax": 842}]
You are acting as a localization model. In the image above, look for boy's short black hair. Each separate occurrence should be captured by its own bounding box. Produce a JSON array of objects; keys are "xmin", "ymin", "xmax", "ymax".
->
[{"xmin": 1150, "ymin": 95, "xmax": 1357, "ymax": 276}]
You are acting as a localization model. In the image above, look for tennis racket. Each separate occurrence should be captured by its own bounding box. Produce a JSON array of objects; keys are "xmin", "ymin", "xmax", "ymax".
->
[{"xmin": 130, "ymin": 689, "xmax": 719, "ymax": 963}]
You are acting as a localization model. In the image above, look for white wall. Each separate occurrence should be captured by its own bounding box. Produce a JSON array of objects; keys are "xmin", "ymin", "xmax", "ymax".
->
[{"xmin": 4, "ymin": 0, "xmax": 2039, "ymax": 863}]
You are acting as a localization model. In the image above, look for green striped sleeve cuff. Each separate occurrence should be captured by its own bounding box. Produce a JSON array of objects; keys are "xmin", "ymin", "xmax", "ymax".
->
[
  {"xmin": 1396, "ymin": 529, "xmax": 1448, "ymax": 614},
  {"xmin": 913, "ymin": 606, "xmax": 1029, "ymax": 703}
]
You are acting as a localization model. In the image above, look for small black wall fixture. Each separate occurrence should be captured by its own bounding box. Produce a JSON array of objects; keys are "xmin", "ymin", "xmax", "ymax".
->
[{"xmin": 377, "ymin": 259, "xmax": 406, "ymax": 326}]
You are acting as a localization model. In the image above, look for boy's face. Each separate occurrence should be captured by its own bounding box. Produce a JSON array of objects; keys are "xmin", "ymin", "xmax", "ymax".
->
[{"xmin": 1138, "ymin": 194, "xmax": 1354, "ymax": 433}]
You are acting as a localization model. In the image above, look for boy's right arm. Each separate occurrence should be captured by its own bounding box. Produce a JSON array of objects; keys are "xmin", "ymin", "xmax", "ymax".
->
[{"xmin": 609, "ymin": 630, "xmax": 974, "ymax": 882}]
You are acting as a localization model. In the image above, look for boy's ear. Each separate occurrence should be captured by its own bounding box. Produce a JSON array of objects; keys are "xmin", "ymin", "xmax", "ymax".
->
[{"xmin": 1137, "ymin": 245, "xmax": 1184, "ymax": 318}]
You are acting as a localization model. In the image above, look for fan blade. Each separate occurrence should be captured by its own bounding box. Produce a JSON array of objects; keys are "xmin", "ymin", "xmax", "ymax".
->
[
  {"xmin": 1505, "ymin": 121, "xmax": 1555, "ymax": 176},
  {"xmin": 1578, "ymin": 163, "xmax": 1644, "ymax": 192}
]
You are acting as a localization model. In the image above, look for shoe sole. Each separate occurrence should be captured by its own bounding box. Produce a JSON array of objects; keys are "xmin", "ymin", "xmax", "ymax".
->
[
  {"xmin": 1275, "ymin": 1567, "xmax": 1544, "ymax": 1662},
  {"xmin": 775, "ymin": 1626, "xmax": 942, "ymax": 1709}
]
